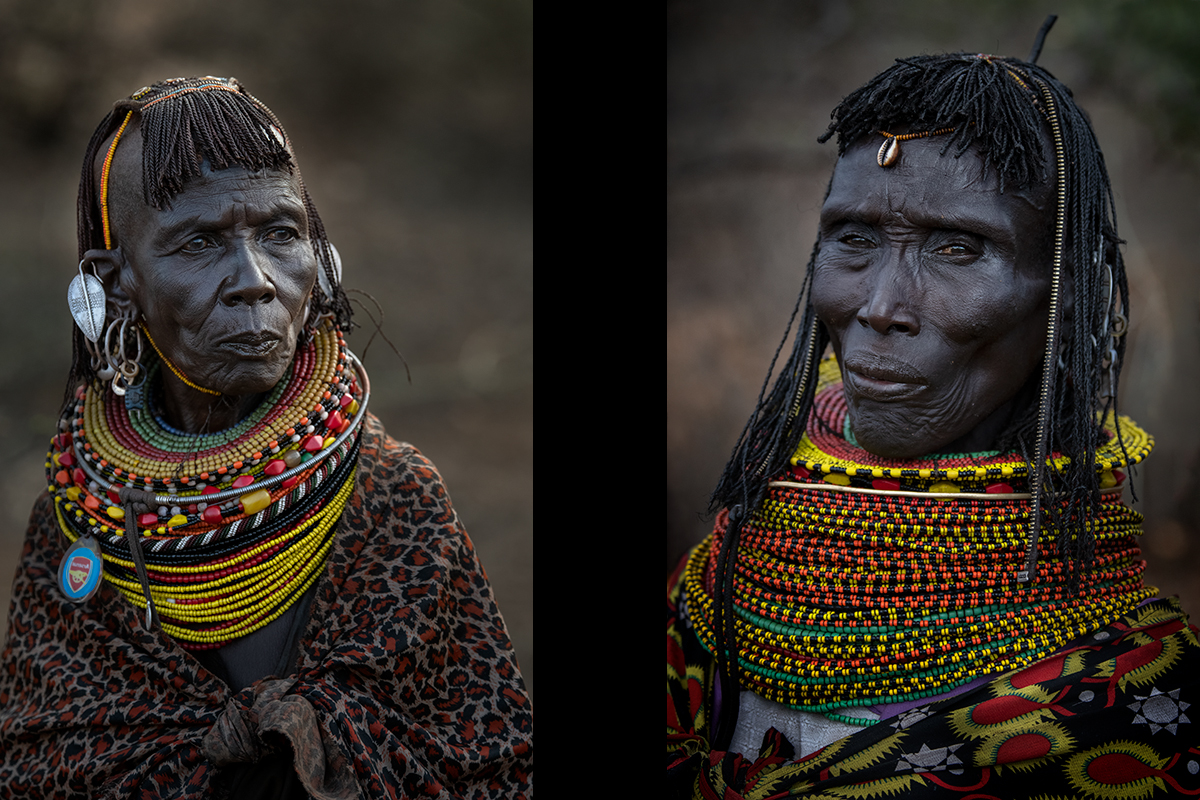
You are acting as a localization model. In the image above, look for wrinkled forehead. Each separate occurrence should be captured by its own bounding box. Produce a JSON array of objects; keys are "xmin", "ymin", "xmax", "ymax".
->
[
  {"xmin": 824, "ymin": 135, "xmax": 1055, "ymax": 229},
  {"xmin": 93, "ymin": 118, "xmax": 300, "ymax": 245}
]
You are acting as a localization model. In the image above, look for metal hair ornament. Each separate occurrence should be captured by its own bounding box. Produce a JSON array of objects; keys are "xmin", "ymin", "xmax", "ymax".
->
[{"xmin": 1018, "ymin": 76, "xmax": 1068, "ymax": 584}]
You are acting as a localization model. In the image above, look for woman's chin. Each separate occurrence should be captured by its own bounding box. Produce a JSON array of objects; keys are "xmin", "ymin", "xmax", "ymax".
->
[{"xmin": 195, "ymin": 360, "xmax": 291, "ymax": 398}]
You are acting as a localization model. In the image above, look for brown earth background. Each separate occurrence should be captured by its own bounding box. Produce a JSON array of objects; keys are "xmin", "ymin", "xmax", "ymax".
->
[
  {"xmin": 669, "ymin": 1, "xmax": 1200, "ymax": 618},
  {"xmin": 0, "ymin": 1, "xmax": 533, "ymax": 700}
]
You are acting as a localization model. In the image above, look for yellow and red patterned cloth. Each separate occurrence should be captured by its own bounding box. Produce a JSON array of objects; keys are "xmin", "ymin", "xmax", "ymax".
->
[{"xmin": 668, "ymin": 564, "xmax": 1200, "ymax": 798}]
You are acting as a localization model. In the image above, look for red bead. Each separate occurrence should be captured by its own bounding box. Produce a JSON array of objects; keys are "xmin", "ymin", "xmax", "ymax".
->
[
  {"xmin": 57, "ymin": 451, "xmax": 75, "ymax": 468},
  {"xmin": 328, "ymin": 410, "xmax": 345, "ymax": 432},
  {"xmin": 986, "ymin": 483, "xmax": 1014, "ymax": 494},
  {"xmin": 202, "ymin": 506, "xmax": 223, "ymax": 524},
  {"xmin": 138, "ymin": 513, "xmax": 158, "ymax": 526},
  {"xmin": 202, "ymin": 485, "xmax": 220, "ymax": 495},
  {"xmin": 303, "ymin": 435, "xmax": 323, "ymax": 453},
  {"xmin": 872, "ymin": 478, "xmax": 901, "ymax": 491},
  {"xmin": 264, "ymin": 459, "xmax": 286, "ymax": 476},
  {"xmin": 107, "ymin": 488, "xmax": 121, "ymax": 504},
  {"xmin": 73, "ymin": 469, "xmax": 86, "ymax": 486},
  {"xmin": 232, "ymin": 475, "xmax": 254, "ymax": 489}
]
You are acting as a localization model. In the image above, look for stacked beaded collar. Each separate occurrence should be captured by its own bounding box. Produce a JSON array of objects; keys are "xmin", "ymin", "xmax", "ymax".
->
[
  {"xmin": 683, "ymin": 356, "xmax": 1155, "ymax": 724},
  {"xmin": 46, "ymin": 320, "xmax": 369, "ymax": 649}
]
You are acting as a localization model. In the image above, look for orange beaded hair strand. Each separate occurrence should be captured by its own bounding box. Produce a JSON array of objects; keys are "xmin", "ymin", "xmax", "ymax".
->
[{"xmin": 98, "ymin": 111, "xmax": 132, "ymax": 250}]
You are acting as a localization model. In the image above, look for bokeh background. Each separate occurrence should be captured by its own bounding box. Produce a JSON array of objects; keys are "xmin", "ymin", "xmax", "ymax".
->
[
  {"xmin": 669, "ymin": 0, "xmax": 1200, "ymax": 617},
  {"xmin": 0, "ymin": 0, "xmax": 533, "ymax": 700}
]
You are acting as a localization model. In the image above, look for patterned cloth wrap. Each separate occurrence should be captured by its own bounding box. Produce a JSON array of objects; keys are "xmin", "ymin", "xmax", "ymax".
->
[
  {"xmin": 668, "ymin": 550, "xmax": 1200, "ymax": 799},
  {"xmin": 0, "ymin": 414, "xmax": 533, "ymax": 799}
]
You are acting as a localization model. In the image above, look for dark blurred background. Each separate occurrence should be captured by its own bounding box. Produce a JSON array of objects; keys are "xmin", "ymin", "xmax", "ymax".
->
[
  {"xmin": 0, "ymin": 0, "xmax": 532, "ymax": 700},
  {"xmin": 669, "ymin": 0, "xmax": 1200, "ymax": 616}
]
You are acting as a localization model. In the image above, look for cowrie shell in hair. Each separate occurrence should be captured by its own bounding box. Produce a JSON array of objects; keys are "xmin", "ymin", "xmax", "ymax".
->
[{"xmin": 878, "ymin": 137, "xmax": 900, "ymax": 167}]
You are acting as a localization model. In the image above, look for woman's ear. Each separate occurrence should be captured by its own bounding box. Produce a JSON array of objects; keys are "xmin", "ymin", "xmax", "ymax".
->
[{"xmin": 82, "ymin": 247, "xmax": 138, "ymax": 321}]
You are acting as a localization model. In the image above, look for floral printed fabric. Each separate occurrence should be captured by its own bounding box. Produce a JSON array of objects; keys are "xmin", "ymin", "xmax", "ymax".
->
[
  {"xmin": 0, "ymin": 415, "xmax": 532, "ymax": 799},
  {"xmin": 667, "ymin": 560, "xmax": 1200, "ymax": 799}
]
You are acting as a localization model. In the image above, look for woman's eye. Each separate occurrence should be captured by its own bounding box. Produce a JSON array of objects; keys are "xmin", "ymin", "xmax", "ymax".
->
[
  {"xmin": 182, "ymin": 236, "xmax": 211, "ymax": 253},
  {"xmin": 266, "ymin": 228, "xmax": 297, "ymax": 243},
  {"xmin": 936, "ymin": 243, "xmax": 975, "ymax": 257},
  {"xmin": 838, "ymin": 233, "xmax": 874, "ymax": 247}
]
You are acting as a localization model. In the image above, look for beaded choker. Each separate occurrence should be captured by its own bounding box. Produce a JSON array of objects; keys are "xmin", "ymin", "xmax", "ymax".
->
[
  {"xmin": 683, "ymin": 356, "xmax": 1156, "ymax": 723},
  {"xmin": 46, "ymin": 321, "xmax": 369, "ymax": 649}
]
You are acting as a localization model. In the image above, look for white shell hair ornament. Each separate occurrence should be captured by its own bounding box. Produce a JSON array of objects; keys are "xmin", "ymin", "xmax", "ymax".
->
[
  {"xmin": 319, "ymin": 242, "xmax": 343, "ymax": 300},
  {"xmin": 67, "ymin": 261, "xmax": 106, "ymax": 343}
]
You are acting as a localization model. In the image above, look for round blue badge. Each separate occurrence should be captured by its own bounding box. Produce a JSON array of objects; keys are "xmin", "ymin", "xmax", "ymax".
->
[{"xmin": 59, "ymin": 536, "xmax": 104, "ymax": 603}]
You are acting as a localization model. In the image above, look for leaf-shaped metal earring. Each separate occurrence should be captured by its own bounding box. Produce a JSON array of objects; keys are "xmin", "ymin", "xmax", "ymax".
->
[{"xmin": 67, "ymin": 261, "xmax": 106, "ymax": 342}]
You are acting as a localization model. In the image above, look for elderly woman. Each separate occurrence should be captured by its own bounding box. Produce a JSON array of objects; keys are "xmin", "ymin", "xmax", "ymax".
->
[
  {"xmin": 667, "ymin": 40, "xmax": 1200, "ymax": 797},
  {"xmin": 0, "ymin": 78, "xmax": 532, "ymax": 799}
]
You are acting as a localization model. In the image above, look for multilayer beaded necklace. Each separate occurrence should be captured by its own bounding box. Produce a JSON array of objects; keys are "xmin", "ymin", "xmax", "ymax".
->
[
  {"xmin": 683, "ymin": 356, "xmax": 1155, "ymax": 724},
  {"xmin": 46, "ymin": 321, "xmax": 368, "ymax": 649}
]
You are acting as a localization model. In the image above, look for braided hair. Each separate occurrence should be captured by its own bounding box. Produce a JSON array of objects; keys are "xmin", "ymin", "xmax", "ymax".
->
[
  {"xmin": 706, "ymin": 44, "xmax": 1130, "ymax": 749},
  {"xmin": 71, "ymin": 76, "xmax": 354, "ymax": 394}
]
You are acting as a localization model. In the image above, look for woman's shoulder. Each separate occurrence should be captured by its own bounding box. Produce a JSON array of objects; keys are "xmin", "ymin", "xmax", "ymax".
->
[
  {"xmin": 358, "ymin": 413, "xmax": 450, "ymax": 492},
  {"xmin": 344, "ymin": 413, "xmax": 463, "ymax": 541}
]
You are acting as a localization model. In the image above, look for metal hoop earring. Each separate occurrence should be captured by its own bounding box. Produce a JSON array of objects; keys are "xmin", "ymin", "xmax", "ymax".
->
[{"xmin": 106, "ymin": 317, "xmax": 144, "ymax": 396}]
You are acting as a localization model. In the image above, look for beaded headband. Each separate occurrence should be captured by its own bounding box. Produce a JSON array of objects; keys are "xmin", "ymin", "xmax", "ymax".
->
[{"xmin": 875, "ymin": 126, "xmax": 955, "ymax": 167}]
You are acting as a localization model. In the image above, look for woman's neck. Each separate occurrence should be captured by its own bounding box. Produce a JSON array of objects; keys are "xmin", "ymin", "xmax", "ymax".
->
[{"xmin": 157, "ymin": 370, "xmax": 264, "ymax": 434}]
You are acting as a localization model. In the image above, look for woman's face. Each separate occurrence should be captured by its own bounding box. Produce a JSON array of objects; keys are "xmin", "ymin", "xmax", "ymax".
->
[
  {"xmin": 112, "ymin": 162, "xmax": 318, "ymax": 397},
  {"xmin": 811, "ymin": 136, "xmax": 1056, "ymax": 459}
]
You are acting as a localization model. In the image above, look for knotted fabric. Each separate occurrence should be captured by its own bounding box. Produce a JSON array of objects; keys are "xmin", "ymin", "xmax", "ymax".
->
[{"xmin": 203, "ymin": 677, "xmax": 359, "ymax": 800}]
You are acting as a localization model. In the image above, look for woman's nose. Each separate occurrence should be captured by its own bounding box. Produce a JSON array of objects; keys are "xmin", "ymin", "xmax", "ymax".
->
[
  {"xmin": 220, "ymin": 244, "xmax": 277, "ymax": 306},
  {"xmin": 857, "ymin": 252, "xmax": 920, "ymax": 335}
]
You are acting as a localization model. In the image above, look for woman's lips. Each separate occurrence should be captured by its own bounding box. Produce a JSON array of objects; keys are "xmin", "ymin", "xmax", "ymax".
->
[
  {"xmin": 843, "ymin": 353, "xmax": 928, "ymax": 401},
  {"xmin": 220, "ymin": 333, "xmax": 282, "ymax": 358}
]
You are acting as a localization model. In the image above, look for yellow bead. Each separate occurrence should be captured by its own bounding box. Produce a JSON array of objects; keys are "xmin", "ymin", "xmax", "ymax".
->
[
  {"xmin": 167, "ymin": 514, "xmax": 188, "ymax": 527},
  {"xmin": 825, "ymin": 473, "xmax": 851, "ymax": 486},
  {"xmin": 240, "ymin": 488, "xmax": 271, "ymax": 515},
  {"xmin": 107, "ymin": 505, "xmax": 125, "ymax": 520},
  {"xmin": 66, "ymin": 486, "xmax": 82, "ymax": 501}
]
